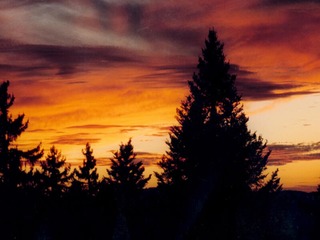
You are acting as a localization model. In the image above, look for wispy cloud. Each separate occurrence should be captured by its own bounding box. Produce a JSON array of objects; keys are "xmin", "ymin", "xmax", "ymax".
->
[
  {"xmin": 230, "ymin": 64, "xmax": 319, "ymax": 100},
  {"xmin": 3, "ymin": 0, "xmax": 320, "ymax": 192},
  {"xmin": 236, "ymin": 77, "xmax": 316, "ymax": 100},
  {"xmin": 133, "ymin": 151, "xmax": 163, "ymax": 166},
  {"xmin": 67, "ymin": 124, "xmax": 170, "ymax": 131},
  {"xmin": 257, "ymin": 0, "xmax": 320, "ymax": 7},
  {"xmin": 67, "ymin": 124, "xmax": 125, "ymax": 129},
  {"xmin": 50, "ymin": 133, "xmax": 101, "ymax": 145},
  {"xmin": 1, "ymin": 0, "xmax": 319, "ymax": 98},
  {"xmin": 0, "ymin": 41, "xmax": 144, "ymax": 76},
  {"xmin": 268, "ymin": 142, "xmax": 320, "ymax": 165},
  {"xmin": 27, "ymin": 128, "xmax": 57, "ymax": 133}
]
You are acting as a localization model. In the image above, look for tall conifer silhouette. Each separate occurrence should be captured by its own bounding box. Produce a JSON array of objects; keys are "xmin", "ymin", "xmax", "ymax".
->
[
  {"xmin": 260, "ymin": 168, "xmax": 282, "ymax": 193},
  {"xmin": 155, "ymin": 29, "xmax": 279, "ymax": 193},
  {"xmin": 38, "ymin": 146, "xmax": 71, "ymax": 197},
  {"xmin": 105, "ymin": 139, "xmax": 151, "ymax": 193},
  {"xmin": 73, "ymin": 143, "xmax": 99, "ymax": 195},
  {"xmin": 155, "ymin": 28, "xmax": 283, "ymax": 240},
  {"xmin": 105, "ymin": 139, "xmax": 150, "ymax": 240},
  {"xmin": 0, "ymin": 81, "xmax": 43, "ymax": 189}
]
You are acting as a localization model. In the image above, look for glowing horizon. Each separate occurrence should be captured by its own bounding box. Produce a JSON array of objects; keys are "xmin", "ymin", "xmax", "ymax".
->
[{"xmin": 2, "ymin": 0, "xmax": 320, "ymax": 191}]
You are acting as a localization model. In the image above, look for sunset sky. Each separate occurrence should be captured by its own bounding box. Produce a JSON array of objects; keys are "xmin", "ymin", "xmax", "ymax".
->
[{"xmin": 1, "ymin": 0, "xmax": 320, "ymax": 191}]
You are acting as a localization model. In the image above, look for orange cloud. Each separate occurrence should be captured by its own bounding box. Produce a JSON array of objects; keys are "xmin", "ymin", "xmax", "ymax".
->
[{"xmin": 2, "ymin": 0, "xmax": 320, "ymax": 191}]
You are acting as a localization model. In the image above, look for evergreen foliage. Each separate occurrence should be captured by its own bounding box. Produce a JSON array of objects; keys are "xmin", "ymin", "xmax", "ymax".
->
[
  {"xmin": 38, "ymin": 146, "xmax": 71, "ymax": 197},
  {"xmin": 105, "ymin": 139, "xmax": 151, "ymax": 193},
  {"xmin": 73, "ymin": 143, "xmax": 99, "ymax": 195},
  {"xmin": 0, "ymin": 81, "xmax": 43, "ymax": 189},
  {"xmin": 155, "ymin": 29, "xmax": 279, "ymax": 194},
  {"xmin": 260, "ymin": 168, "xmax": 283, "ymax": 193},
  {"xmin": 0, "ymin": 32, "xmax": 316, "ymax": 238}
]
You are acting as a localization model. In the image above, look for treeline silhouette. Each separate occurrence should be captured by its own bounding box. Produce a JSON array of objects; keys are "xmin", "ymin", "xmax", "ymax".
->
[{"xmin": 0, "ymin": 29, "xmax": 319, "ymax": 240}]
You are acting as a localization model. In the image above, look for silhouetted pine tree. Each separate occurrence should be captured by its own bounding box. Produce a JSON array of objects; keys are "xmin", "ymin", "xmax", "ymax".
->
[
  {"xmin": 73, "ymin": 143, "xmax": 99, "ymax": 195},
  {"xmin": 155, "ymin": 29, "xmax": 279, "ymax": 194},
  {"xmin": 260, "ymin": 168, "xmax": 282, "ymax": 193},
  {"xmin": 0, "ymin": 81, "xmax": 43, "ymax": 190},
  {"xmin": 105, "ymin": 139, "xmax": 151, "ymax": 193},
  {"xmin": 16, "ymin": 145, "xmax": 44, "ymax": 189},
  {"xmin": 105, "ymin": 139, "xmax": 151, "ymax": 240},
  {"xmin": 155, "ymin": 28, "xmax": 282, "ymax": 240},
  {"xmin": 38, "ymin": 146, "xmax": 71, "ymax": 197}
]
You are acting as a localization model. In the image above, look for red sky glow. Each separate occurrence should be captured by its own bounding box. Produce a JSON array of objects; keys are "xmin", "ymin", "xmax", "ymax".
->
[{"xmin": 2, "ymin": 0, "xmax": 320, "ymax": 191}]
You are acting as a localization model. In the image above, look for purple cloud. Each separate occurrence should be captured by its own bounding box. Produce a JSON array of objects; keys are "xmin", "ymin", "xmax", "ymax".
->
[
  {"xmin": 268, "ymin": 142, "xmax": 320, "ymax": 165},
  {"xmin": 0, "ymin": 41, "xmax": 144, "ymax": 76}
]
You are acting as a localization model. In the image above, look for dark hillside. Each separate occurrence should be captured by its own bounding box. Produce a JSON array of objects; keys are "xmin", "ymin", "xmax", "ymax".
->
[{"xmin": 185, "ymin": 190, "xmax": 320, "ymax": 240}]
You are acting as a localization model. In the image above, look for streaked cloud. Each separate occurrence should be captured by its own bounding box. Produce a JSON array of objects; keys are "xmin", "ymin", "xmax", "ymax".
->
[
  {"xmin": 257, "ymin": 0, "xmax": 320, "ymax": 7},
  {"xmin": 268, "ymin": 142, "xmax": 320, "ymax": 165},
  {"xmin": 134, "ymin": 151, "xmax": 163, "ymax": 166},
  {"xmin": 0, "ymin": 41, "xmax": 144, "ymax": 77},
  {"xmin": 232, "ymin": 64, "xmax": 319, "ymax": 100},
  {"xmin": 67, "ymin": 124, "xmax": 124, "ymax": 129},
  {"xmin": 2, "ymin": 0, "xmax": 320, "ymax": 190},
  {"xmin": 50, "ymin": 133, "xmax": 101, "ymax": 145},
  {"xmin": 66, "ymin": 124, "xmax": 170, "ymax": 131},
  {"xmin": 1, "ymin": 0, "xmax": 319, "ymax": 99},
  {"xmin": 27, "ymin": 128, "xmax": 57, "ymax": 133}
]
